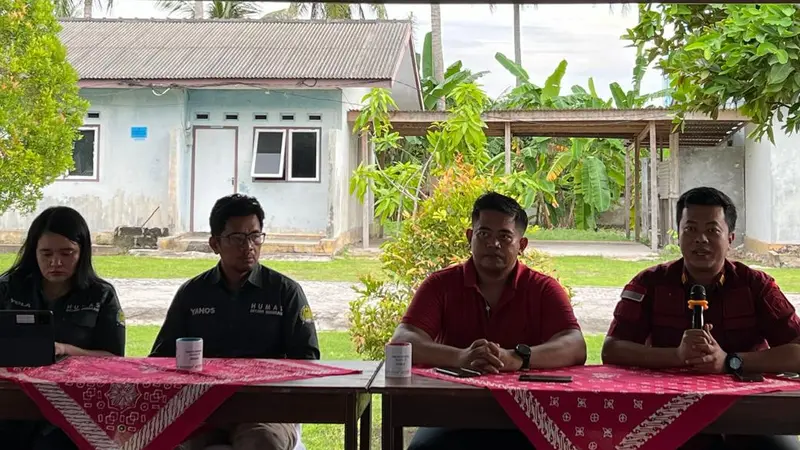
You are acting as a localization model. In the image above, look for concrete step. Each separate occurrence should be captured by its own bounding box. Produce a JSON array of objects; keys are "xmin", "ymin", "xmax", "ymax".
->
[{"xmin": 158, "ymin": 233, "xmax": 334, "ymax": 255}]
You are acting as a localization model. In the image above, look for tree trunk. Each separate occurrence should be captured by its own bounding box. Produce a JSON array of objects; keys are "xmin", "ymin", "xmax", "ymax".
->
[
  {"xmin": 430, "ymin": 4, "xmax": 445, "ymax": 111},
  {"xmin": 83, "ymin": 0, "xmax": 92, "ymax": 18},
  {"xmin": 193, "ymin": 1, "xmax": 204, "ymax": 18},
  {"xmin": 513, "ymin": 3, "xmax": 522, "ymax": 87}
]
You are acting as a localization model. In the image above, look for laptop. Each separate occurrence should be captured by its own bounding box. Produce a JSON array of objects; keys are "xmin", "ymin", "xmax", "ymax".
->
[{"xmin": 0, "ymin": 310, "xmax": 65, "ymax": 367}]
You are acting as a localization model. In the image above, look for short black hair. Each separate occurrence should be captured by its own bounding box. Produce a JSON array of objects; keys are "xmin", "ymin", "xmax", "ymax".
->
[
  {"xmin": 4, "ymin": 206, "xmax": 102, "ymax": 290},
  {"xmin": 676, "ymin": 187, "xmax": 737, "ymax": 232},
  {"xmin": 471, "ymin": 192, "xmax": 528, "ymax": 233},
  {"xmin": 209, "ymin": 194, "xmax": 265, "ymax": 236}
]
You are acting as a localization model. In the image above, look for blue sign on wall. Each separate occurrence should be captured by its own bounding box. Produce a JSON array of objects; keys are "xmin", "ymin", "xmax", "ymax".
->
[{"xmin": 131, "ymin": 127, "xmax": 148, "ymax": 140}]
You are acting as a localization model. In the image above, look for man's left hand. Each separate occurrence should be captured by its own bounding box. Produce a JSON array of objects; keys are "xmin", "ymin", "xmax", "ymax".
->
[
  {"xmin": 685, "ymin": 324, "xmax": 727, "ymax": 374},
  {"xmin": 489, "ymin": 342, "xmax": 522, "ymax": 372},
  {"xmin": 470, "ymin": 342, "xmax": 523, "ymax": 373}
]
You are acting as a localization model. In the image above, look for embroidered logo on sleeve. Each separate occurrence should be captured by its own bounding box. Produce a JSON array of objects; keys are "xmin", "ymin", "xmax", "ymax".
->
[
  {"xmin": 620, "ymin": 284, "xmax": 646, "ymax": 303},
  {"xmin": 116, "ymin": 309, "xmax": 126, "ymax": 326},
  {"xmin": 300, "ymin": 305, "xmax": 314, "ymax": 324}
]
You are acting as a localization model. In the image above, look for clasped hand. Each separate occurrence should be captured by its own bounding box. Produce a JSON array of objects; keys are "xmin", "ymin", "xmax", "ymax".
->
[
  {"xmin": 457, "ymin": 339, "xmax": 519, "ymax": 374},
  {"xmin": 677, "ymin": 324, "xmax": 727, "ymax": 373}
]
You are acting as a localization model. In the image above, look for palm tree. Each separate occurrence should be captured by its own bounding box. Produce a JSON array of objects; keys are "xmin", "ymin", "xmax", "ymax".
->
[
  {"xmin": 430, "ymin": 4, "xmax": 445, "ymax": 110},
  {"xmin": 156, "ymin": 0, "xmax": 259, "ymax": 19},
  {"xmin": 513, "ymin": 4, "xmax": 522, "ymax": 87},
  {"xmin": 263, "ymin": 3, "xmax": 387, "ymax": 20},
  {"xmin": 52, "ymin": 0, "xmax": 112, "ymax": 18}
]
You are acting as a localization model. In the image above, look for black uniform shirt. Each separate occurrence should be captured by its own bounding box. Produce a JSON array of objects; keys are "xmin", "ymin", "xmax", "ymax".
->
[
  {"xmin": 0, "ymin": 273, "xmax": 126, "ymax": 356},
  {"xmin": 149, "ymin": 264, "xmax": 320, "ymax": 360}
]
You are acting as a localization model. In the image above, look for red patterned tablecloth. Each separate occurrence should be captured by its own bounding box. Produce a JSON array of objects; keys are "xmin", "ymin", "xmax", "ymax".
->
[
  {"xmin": 0, "ymin": 357, "xmax": 360, "ymax": 450},
  {"xmin": 414, "ymin": 365, "xmax": 800, "ymax": 450}
]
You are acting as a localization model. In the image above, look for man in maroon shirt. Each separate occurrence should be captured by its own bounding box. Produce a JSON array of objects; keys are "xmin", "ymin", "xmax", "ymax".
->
[
  {"xmin": 603, "ymin": 186, "xmax": 800, "ymax": 450},
  {"xmin": 391, "ymin": 192, "xmax": 586, "ymax": 450}
]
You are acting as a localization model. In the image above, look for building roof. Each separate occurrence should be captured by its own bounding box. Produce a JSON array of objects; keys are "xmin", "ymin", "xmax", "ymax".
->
[
  {"xmin": 346, "ymin": 108, "xmax": 749, "ymax": 147},
  {"xmin": 58, "ymin": 19, "xmax": 413, "ymax": 81}
]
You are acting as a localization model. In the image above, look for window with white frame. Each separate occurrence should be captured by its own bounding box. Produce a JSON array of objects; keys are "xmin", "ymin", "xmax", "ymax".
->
[
  {"xmin": 288, "ymin": 130, "xmax": 320, "ymax": 181},
  {"xmin": 67, "ymin": 126, "xmax": 99, "ymax": 180},
  {"xmin": 251, "ymin": 128, "xmax": 320, "ymax": 181},
  {"xmin": 251, "ymin": 129, "xmax": 286, "ymax": 178}
]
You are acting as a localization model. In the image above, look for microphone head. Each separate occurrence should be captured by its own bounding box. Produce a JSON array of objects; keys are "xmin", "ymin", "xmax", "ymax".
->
[{"xmin": 690, "ymin": 284, "xmax": 706, "ymax": 300}]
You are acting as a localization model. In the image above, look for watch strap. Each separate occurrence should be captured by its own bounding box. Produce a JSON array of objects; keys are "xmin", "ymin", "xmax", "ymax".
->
[{"xmin": 515, "ymin": 345, "xmax": 531, "ymax": 370}]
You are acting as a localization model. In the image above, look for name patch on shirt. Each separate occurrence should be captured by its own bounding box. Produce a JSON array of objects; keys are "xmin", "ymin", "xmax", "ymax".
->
[
  {"xmin": 621, "ymin": 284, "xmax": 646, "ymax": 303},
  {"xmin": 249, "ymin": 303, "xmax": 283, "ymax": 316},
  {"xmin": 190, "ymin": 307, "xmax": 216, "ymax": 316},
  {"xmin": 8, "ymin": 298, "xmax": 31, "ymax": 308},
  {"xmin": 66, "ymin": 303, "xmax": 100, "ymax": 313}
]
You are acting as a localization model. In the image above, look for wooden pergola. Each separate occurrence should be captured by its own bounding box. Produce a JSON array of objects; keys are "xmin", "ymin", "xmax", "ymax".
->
[{"xmin": 347, "ymin": 108, "xmax": 748, "ymax": 251}]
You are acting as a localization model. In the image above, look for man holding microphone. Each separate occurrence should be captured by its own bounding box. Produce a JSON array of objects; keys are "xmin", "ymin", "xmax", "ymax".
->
[{"xmin": 602, "ymin": 186, "xmax": 800, "ymax": 450}]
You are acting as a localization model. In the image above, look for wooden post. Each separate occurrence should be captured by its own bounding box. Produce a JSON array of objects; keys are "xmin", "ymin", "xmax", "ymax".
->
[
  {"xmin": 649, "ymin": 121, "xmax": 658, "ymax": 252},
  {"xmin": 504, "ymin": 122, "xmax": 512, "ymax": 174},
  {"xmin": 361, "ymin": 133, "xmax": 370, "ymax": 249},
  {"xmin": 624, "ymin": 144, "xmax": 631, "ymax": 239},
  {"xmin": 634, "ymin": 138, "xmax": 641, "ymax": 242},
  {"xmin": 669, "ymin": 131, "xmax": 680, "ymax": 241}
]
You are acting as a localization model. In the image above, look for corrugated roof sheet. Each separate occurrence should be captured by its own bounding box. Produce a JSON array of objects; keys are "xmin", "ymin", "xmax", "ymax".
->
[{"xmin": 58, "ymin": 19, "xmax": 412, "ymax": 81}]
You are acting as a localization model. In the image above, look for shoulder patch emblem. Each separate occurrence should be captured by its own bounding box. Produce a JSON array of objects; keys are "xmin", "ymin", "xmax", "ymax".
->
[
  {"xmin": 621, "ymin": 283, "xmax": 646, "ymax": 303},
  {"xmin": 300, "ymin": 305, "xmax": 314, "ymax": 323},
  {"xmin": 117, "ymin": 309, "xmax": 126, "ymax": 326}
]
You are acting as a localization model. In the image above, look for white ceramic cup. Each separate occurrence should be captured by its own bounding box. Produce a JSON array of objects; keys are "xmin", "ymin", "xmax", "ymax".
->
[
  {"xmin": 385, "ymin": 342, "xmax": 412, "ymax": 378},
  {"xmin": 176, "ymin": 337, "xmax": 203, "ymax": 371}
]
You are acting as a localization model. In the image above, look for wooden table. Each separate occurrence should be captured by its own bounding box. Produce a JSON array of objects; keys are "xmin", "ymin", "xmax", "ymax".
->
[
  {"xmin": 371, "ymin": 365, "xmax": 800, "ymax": 450},
  {"xmin": 0, "ymin": 360, "xmax": 381, "ymax": 450}
]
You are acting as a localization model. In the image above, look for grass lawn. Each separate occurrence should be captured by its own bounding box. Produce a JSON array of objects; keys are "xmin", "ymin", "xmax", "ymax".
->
[
  {"xmin": 5, "ymin": 251, "xmax": 800, "ymax": 293},
  {"xmin": 528, "ymin": 227, "xmax": 629, "ymax": 242},
  {"xmin": 0, "ymin": 254, "xmax": 379, "ymax": 283},
  {"xmin": 126, "ymin": 326, "xmax": 605, "ymax": 450},
  {"xmin": 552, "ymin": 256, "xmax": 800, "ymax": 293}
]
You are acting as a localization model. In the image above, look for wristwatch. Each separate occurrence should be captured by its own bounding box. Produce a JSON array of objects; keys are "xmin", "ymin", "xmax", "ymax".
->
[
  {"xmin": 514, "ymin": 344, "xmax": 531, "ymax": 371},
  {"xmin": 725, "ymin": 353, "xmax": 743, "ymax": 374}
]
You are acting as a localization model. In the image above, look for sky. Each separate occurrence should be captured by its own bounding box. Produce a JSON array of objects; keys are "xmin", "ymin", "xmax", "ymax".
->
[{"xmin": 100, "ymin": 1, "xmax": 665, "ymax": 101}]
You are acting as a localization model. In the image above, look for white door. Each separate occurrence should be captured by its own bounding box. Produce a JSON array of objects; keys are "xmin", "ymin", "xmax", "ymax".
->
[{"xmin": 192, "ymin": 128, "xmax": 237, "ymax": 232}]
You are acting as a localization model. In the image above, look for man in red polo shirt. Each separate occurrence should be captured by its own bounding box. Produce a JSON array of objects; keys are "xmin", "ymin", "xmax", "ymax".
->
[
  {"xmin": 603, "ymin": 186, "xmax": 800, "ymax": 450},
  {"xmin": 391, "ymin": 192, "xmax": 587, "ymax": 450}
]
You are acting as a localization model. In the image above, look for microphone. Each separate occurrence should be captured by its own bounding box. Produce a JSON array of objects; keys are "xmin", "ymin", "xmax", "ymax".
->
[{"xmin": 687, "ymin": 285, "xmax": 708, "ymax": 329}]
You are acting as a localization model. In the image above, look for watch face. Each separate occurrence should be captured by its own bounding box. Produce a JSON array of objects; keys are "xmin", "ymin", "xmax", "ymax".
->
[
  {"xmin": 729, "ymin": 356, "xmax": 742, "ymax": 370},
  {"xmin": 516, "ymin": 344, "xmax": 531, "ymax": 357}
]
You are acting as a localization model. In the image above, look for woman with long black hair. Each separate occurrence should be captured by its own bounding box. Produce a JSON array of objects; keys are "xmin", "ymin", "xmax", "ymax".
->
[{"xmin": 0, "ymin": 206, "xmax": 126, "ymax": 449}]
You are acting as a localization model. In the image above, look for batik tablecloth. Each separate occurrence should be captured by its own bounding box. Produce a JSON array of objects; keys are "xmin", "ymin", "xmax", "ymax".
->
[
  {"xmin": 414, "ymin": 364, "xmax": 800, "ymax": 450},
  {"xmin": 0, "ymin": 357, "xmax": 360, "ymax": 450}
]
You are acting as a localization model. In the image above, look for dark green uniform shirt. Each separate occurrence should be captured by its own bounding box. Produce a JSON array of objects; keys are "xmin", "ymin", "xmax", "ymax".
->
[
  {"xmin": 149, "ymin": 264, "xmax": 320, "ymax": 360},
  {"xmin": 0, "ymin": 273, "xmax": 126, "ymax": 356}
]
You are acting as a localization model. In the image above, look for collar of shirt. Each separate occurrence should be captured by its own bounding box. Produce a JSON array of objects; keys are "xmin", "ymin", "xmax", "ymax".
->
[
  {"xmin": 208, "ymin": 263, "xmax": 263, "ymax": 289},
  {"xmin": 462, "ymin": 257, "xmax": 524, "ymax": 289},
  {"xmin": 672, "ymin": 258, "xmax": 735, "ymax": 291}
]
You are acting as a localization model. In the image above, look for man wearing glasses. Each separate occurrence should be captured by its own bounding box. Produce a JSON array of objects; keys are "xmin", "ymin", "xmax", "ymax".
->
[{"xmin": 151, "ymin": 194, "xmax": 319, "ymax": 450}]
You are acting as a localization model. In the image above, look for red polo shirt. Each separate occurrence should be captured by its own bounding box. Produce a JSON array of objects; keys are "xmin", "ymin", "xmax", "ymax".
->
[
  {"xmin": 607, "ymin": 259, "xmax": 800, "ymax": 352},
  {"xmin": 401, "ymin": 258, "xmax": 580, "ymax": 349}
]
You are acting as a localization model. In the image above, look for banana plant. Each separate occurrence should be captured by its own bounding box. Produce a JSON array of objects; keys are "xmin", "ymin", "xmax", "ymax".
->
[
  {"xmin": 418, "ymin": 32, "xmax": 489, "ymax": 111},
  {"xmin": 546, "ymin": 138, "xmax": 626, "ymax": 230},
  {"xmin": 494, "ymin": 53, "xmax": 579, "ymax": 109}
]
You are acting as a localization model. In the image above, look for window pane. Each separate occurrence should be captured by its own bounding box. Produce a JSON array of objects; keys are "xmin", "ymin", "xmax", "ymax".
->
[
  {"xmin": 253, "ymin": 131, "xmax": 283, "ymax": 176},
  {"xmin": 291, "ymin": 131, "xmax": 317, "ymax": 179},
  {"xmin": 70, "ymin": 129, "xmax": 95, "ymax": 177}
]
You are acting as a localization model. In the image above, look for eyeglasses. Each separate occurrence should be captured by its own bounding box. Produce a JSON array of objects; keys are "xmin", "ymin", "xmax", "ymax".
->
[{"xmin": 221, "ymin": 232, "xmax": 265, "ymax": 247}]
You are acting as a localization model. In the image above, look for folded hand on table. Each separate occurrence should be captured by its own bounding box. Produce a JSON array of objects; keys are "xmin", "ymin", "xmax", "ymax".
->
[
  {"xmin": 459, "ymin": 340, "xmax": 520, "ymax": 374},
  {"xmin": 457, "ymin": 339, "xmax": 504, "ymax": 374}
]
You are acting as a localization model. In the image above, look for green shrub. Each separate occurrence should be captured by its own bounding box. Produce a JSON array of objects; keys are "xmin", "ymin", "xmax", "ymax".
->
[{"xmin": 348, "ymin": 162, "xmax": 571, "ymax": 360}]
